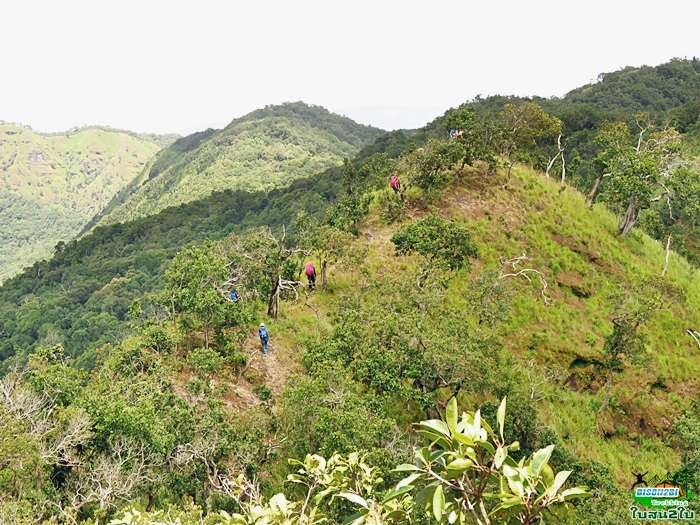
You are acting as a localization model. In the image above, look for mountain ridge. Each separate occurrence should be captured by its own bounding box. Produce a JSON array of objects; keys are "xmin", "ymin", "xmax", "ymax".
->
[
  {"xmin": 93, "ymin": 102, "xmax": 385, "ymax": 228},
  {"xmin": 0, "ymin": 124, "xmax": 162, "ymax": 282}
]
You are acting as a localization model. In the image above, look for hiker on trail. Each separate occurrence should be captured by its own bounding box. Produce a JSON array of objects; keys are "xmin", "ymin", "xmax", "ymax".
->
[
  {"xmin": 258, "ymin": 322, "xmax": 270, "ymax": 355},
  {"xmin": 305, "ymin": 262, "xmax": 316, "ymax": 291},
  {"xmin": 390, "ymin": 173, "xmax": 400, "ymax": 195},
  {"xmin": 228, "ymin": 290, "xmax": 239, "ymax": 302}
]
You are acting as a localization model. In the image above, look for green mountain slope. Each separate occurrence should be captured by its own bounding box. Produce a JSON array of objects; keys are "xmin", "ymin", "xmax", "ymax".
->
[
  {"xmin": 2, "ymin": 162, "xmax": 699, "ymax": 523},
  {"xmin": 562, "ymin": 57, "xmax": 700, "ymax": 113},
  {"xmin": 94, "ymin": 102, "xmax": 384, "ymax": 227},
  {"xmin": 0, "ymin": 124, "xmax": 162, "ymax": 281}
]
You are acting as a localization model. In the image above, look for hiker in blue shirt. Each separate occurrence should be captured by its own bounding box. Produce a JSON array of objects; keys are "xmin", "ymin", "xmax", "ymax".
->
[{"xmin": 258, "ymin": 322, "xmax": 270, "ymax": 355}]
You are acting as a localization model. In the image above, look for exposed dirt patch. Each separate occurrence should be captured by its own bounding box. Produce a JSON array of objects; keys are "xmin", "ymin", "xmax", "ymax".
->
[{"xmin": 557, "ymin": 270, "xmax": 594, "ymax": 298}]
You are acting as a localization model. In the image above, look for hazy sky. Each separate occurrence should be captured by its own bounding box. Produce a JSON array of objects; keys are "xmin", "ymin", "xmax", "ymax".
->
[{"xmin": 2, "ymin": 0, "xmax": 698, "ymax": 135}]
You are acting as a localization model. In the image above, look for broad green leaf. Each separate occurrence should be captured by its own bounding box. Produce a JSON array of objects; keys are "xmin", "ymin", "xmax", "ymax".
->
[
  {"xmin": 475, "ymin": 440, "xmax": 496, "ymax": 455},
  {"xmin": 446, "ymin": 397, "xmax": 458, "ymax": 432},
  {"xmin": 496, "ymin": 496, "xmax": 523, "ymax": 509},
  {"xmin": 482, "ymin": 492, "xmax": 514, "ymax": 499},
  {"xmin": 448, "ymin": 510, "xmax": 458, "ymax": 524},
  {"xmin": 396, "ymin": 473, "xmax": 422, "ymax": 488},
  {"xmin": 430, "ymin": 450, "xmax": 446, "ymax": 463},
  {"xmin": 433, "ymin": 485, "xmax": 445, "ymax": 522},
  {"xmin": 414, "ymin": 482, "xmax": 439, "ymax": 505},
  {"xmin": 546, "ymin": 470, "xmax": 571, "ymax": 497},
  {"xmin": 503, "ymin": 465, "xmax": 525, "ymax": 497},
  {"xmin": 338, "ymin": 493, "xmax": 369, "ymax": 509},
  {"xmin": 541, "ymin": 464, "xmax": 554, "ymax": 488},
  {"xmin": 453, "ymin": 433, "xmax": 475, "ymax": 447},
  {"xmin": 445, "ymin": 458, "xmax": 473, "ymax": 472},
  {"xmin": 497, "ymin": 397, "xmax": 507, "ymax": 440},
  {"xmin": 416, "ymin": 448, "xmax": 431, "ymax": 466},
  {"xmin": 342, "ymin": 512, "xmax": 366, "ymax": 525},
  {"xmin": 269, "ymin": 493, "xmax": 288, "ymax": 514},
  {"xmin": 494, "ymin": 446, "xmax": 507, "ymax": 469},
  {"xmin": 418, "ymin": 419, "xmax": 451, "ymax": 438},
  {"xmin": 393, "ymin": 464, "xmax": 421, "ymax": 472},
  {"xmin": 530, "ymin": 444, "xmax": 554, "ymax": 477},
  {"xmin": 560, "ymin": 487, "xmax": 592, "ymax": 500},
  {"xmin": 382, "ymin": 485, "xmax": 415, "ymax": 503}
]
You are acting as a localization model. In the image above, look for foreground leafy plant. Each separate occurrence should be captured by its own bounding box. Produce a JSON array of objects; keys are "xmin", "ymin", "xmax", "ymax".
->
[{"xmin": 387, "ymin": 397, "xmax": 590, "ymax": 525}]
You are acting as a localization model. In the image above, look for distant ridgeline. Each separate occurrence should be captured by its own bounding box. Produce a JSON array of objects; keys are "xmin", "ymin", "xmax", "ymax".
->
[
  {"xmin": 92, "ymin": 102, "xmax": 385, "ymax": 228},
  {"xmin": 0, "ymin": 125, "xmax": 165, "ymax": 282}
]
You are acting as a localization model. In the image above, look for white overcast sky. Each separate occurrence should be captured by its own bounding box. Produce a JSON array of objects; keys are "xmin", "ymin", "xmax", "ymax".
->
[{"xmin": 1, "ymin": 0, "xmax": 698, "ymax": 135}]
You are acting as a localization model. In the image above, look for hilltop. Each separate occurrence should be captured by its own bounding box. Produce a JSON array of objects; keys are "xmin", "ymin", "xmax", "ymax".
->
[
  {"xmin": 93, "ymin": 102, "xmax": 385, "ymax": 227},
  {"xmin": 0, "ymin": 124, "xmax": 163, "ymax": 281}
]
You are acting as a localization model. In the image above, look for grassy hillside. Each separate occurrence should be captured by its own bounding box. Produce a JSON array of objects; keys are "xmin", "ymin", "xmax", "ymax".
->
[
  {"xmin": 3, "ymin": 162, "xmax": 699, "ymax": 523},
  {"xmin": 94, "ymin": 102, "xmax": 384, "ymax": 227},
  {"xmin": 0, "ymin": 124, "xmax": 162, "ymax": 281}
]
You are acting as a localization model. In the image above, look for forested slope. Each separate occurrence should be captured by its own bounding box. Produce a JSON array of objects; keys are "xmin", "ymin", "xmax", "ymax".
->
[
  {"xmin": 94, "ymin": 102, "xmax": 384, "ymax": 227},
  {"xmin": 0, "ymin": 125, "xmax": 162, "ymax": 281}
]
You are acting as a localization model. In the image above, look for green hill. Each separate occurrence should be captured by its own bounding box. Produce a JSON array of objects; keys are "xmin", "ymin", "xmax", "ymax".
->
[
  {"xmin": 2, "ymin": 161, "xmax": 700, "ymax": 524},
  {"xmin": 94, "ymin": 102, "xmax": 385, "ymax": 227},
  {"xmin": 0, "ymin": 124, "xmax": 162, "ymax": 281},
  {"xmin": 562, "ymin": 57, "xmax": 700, "ymax": 113}
]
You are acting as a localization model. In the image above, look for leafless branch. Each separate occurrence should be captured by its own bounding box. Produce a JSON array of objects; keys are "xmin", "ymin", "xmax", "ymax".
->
[
  {"xmin": 498, "ymin": 253, "xmax": 552, "ymax": 305},
  {"xmin": 525, "ymin": 359, "xmax": 566, "ymax": 402},
  {"xmin": 304, "ymin": 291, "xmax": 321, "ymax": 320},
  {"xmin": 687, "ymin": 329, "xmax": 700, "ymax": 349}
]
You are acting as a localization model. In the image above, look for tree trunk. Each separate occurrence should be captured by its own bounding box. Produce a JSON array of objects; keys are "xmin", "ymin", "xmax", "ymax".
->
[
  {"xmin": 321, "ymin": 259, "xmax": 328, "ymax": 291},
  {"xmin": 599, "ymin": 365, "xmax": 613, "ymax": 413},
  {"xmin": 619, "ymin": 196, "xmax": 640, "ymax": 237},
  {"xmin": 587, "ymin": 172, "xmax": 608, "ymax": 208},
  {"xmin": 560, "ymin": 149, "xmax": 566, "ymax": 184},
  {"xmin": 267, "ymin": 276, "xmax": 279, "ymax": 317}
]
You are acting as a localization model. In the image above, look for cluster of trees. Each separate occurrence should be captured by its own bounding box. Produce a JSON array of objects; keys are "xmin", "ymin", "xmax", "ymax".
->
[{"xmin": 0, "ymin": 167, "xmax": 346, "ymax": 371}]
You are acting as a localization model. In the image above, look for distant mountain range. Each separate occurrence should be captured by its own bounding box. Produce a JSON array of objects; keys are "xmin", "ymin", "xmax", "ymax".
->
[
  {"xmin": 3, "ymin": 59, "xmax": 700, "ymax": 284},
  {"xmin": 0, "ymin": 125, "xmax": 166, "ymax": 282},
  {"xmin": 92, "ymin": 102, "xmax": 385, "ymax": 228}
]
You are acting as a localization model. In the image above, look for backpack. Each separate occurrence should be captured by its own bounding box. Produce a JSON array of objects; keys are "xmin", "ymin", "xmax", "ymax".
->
[{"xmin": 259, "ymin": 327, "xmax": 269, "ymax": 340}]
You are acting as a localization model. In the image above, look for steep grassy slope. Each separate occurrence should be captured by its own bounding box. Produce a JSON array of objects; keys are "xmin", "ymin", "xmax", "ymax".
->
[
  {"xmin": 95, "ymin": 102, "xmax": 384, "ymax": 227},
  {"xmin": 0, "ymin": 124, "xmax": 161, "ymax": 281},
  {"xmin": 251, "ymin": 165, "xmax": 700, "ymax": 486}
]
